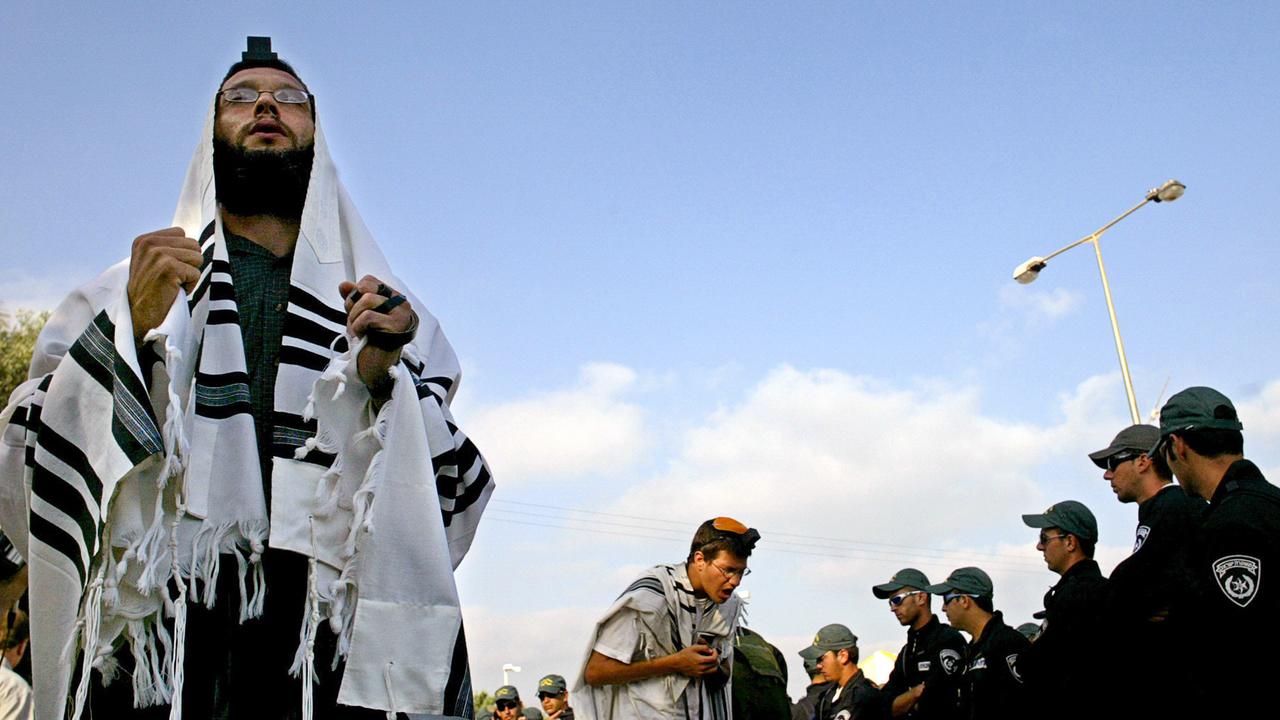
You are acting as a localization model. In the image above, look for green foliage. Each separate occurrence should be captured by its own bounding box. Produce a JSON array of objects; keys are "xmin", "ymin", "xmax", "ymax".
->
[
  {"xmin": 474, "ymin": 690, "xmax": 495, "ymax": 715},
  {"xmin": 0, "ymin": 310, "xmax": 50, "ymax": 405}
]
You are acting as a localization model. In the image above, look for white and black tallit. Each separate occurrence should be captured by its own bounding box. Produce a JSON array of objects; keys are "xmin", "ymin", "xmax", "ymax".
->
[
  {"xmin": 0, "ymin": 101, "xmax": 494, "ymax": 720},
  {"xmin": 571, "ymin": 563, "xmax": 740, "ymax": 720}
]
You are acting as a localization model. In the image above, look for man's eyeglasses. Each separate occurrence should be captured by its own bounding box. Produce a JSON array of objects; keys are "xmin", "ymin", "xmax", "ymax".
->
[
  {"xmin": 1105, "ymin": 452, "xmax": 1140, "ymax": 472},
  {"xmin": 1038, "ymin": 532, "xmax": 1068, "ymax": 545},
  {"xmin": 496, "ymin": 701, "xmax": 518, "ymax": 710},
  {"xmin": 220, "ymin": 87, "xmax": 311, "ymax": 104},
  {"xmin": 943, "ymin": 593, "xmax": 978, "ymax": 605},
  {"xmin": 888, "ymin": 590, "xmax": 923, "ymax": 607},
  {"xmin": 711, "ymin": 561, "xmax": 751, "ymax": 580}
]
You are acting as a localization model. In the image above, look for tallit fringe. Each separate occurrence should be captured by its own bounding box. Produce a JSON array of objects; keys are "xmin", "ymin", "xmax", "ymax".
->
[
  {"xmin": 185, "ymin": 520, "xmax": 268, "ymax": 621},
  {"xmin": 328, "ymin": 552, "xmax": 360, "ymax": 666},
  {"xmin": 66, "ymin": 558, "xmax": 109, "ymax": 720},
  {"xmin": 288, "ymin": 517, "xmax": 323, "ymax": 720}
]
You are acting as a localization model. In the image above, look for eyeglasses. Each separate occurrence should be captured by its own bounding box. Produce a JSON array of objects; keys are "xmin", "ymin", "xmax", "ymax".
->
[
  {"xmin": 888, "ymin": 590, "xmax": 923, "ymax": 607},
  {"xmin": 219, "ymin": 86, "xmax": 311, "ymax": 104},
  {"xmin": 943, "ymin": 593, "xmax": 978, "ymax": 604},
  {"xmin": 496, "ymin": 701, "xmax": 518, "ymax": 710},
  {"xmin": 1038, "ymin": 532, "xmax": 1068, "ymax": 545},
  {"xmin": 1105, "ymin": 452, "xmax": 1140, "ymax": 472},
  {"xmin": 710, "ymin": 561, "xmax": 751, "ymax": 580}
]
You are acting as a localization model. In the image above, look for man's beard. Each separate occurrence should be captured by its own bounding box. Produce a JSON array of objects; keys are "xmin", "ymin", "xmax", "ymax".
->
[{"xmin": 213, "ymin": 137, "xmax": 314, "ymax": 219}]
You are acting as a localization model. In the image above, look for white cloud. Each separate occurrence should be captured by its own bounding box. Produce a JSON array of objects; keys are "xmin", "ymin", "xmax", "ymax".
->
[
  {"xmin": 999, "ymin": 284, "xmax": 1084, "ymax": 322},
  {"xmin": 465, "ymin": 362, "xmax": 648, "ymax": 485},
  {"xmin": 609, "ymin": 365, "xmax": 1106, "ymax": 542}
]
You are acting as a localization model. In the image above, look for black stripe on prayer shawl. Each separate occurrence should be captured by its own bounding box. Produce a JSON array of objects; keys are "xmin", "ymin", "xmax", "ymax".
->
[
  {"xmin": 209, "ymin": 278, "xmax": 236, "ymax": 304},
  {"xmin": 279, "ymin": 345, "xmax": 332, "ymax": 372},
  {"xmin": 30, "ymin": 463, "xmax": 96, "ymax": 567},
  {"xmin": 207, "ymin": 309, "xmax": 241, "ymax": 326},
  {"xmin": 271, "ymin": 411, "xmax": 335, "ymax": 468},
  {"xmin": 414, "ymin": 376, "xmax": 454, "ymax": 405},
  {"xmin": 68, "ymin": 312, "xmax": 163, "ymax": 463},
  {"xmin": 194, "ymin": 371, "xmax": 252, "ymax": 419},
  {"xmin": 620, "ymin": 578, "xmax": 666, "ymax": 599},
  {"xmin": 187, "ymin": 223, "xmax": 218, "ymax": 309},
  {"xmin": 28, "ymin": 512, "xmax": 86, "ymax": 583},
  {"xmin": 288, "ymin": 285, "xmax": 348, "ymax": 326},
  {"xmin": 433, "ymin": 427, "xmax": 492, "ymax": 527},
  {"xmin": 9, "ymin": 406, "xmax": 28, "ymax": 430},
  {"xmin": 283, "ymin": 313, "xmax": 342, "ymax": 350},
  {"xmin": 443, "ymin": 623, "xmax": 472, "ymax": 717}
]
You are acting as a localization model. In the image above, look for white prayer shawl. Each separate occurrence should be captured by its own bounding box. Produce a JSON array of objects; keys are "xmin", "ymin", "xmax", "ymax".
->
[
  {"xmin": 0, "ymin": 102, "xmax": 493, "ymax": 720},
  {"xmin": 571, "ymin": 563, "xmax": 740, "ymax": 720}
]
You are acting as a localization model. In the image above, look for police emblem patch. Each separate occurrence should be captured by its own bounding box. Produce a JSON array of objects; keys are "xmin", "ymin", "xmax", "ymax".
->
[
  {"xmin": 939, "ymin": 648, "xmax": 961, "ymax": 675},
  {"xmin": 1133, "ymin": 525, "xmax": 1150, "ymax": 552},
  {"xmin": 1005, "ymin": 653, "xmax": 1022, "ymax": 683},
  {"xmin": 1213, "ymin": 554, "xmax": 1261, "ymax": 608}
]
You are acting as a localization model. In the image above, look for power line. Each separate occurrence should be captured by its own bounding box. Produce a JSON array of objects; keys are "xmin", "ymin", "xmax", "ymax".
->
[{"xmin": 488, "ymin": 499, "xmax": 1044, "ymax": 569}]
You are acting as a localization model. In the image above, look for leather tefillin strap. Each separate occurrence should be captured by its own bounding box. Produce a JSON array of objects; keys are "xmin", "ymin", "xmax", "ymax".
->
[{"xmin": 345, "ymin": 282, "xmax": 420, "ymax": 350}]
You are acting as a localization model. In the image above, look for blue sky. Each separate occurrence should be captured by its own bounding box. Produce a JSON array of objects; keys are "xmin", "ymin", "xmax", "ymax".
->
[{"xmin": 5, "ymin": 1, "xmax": 1280, "ymax": 703}]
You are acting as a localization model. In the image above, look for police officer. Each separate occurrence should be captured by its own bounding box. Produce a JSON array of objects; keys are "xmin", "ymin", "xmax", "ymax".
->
[
  {"xmin": 871, "ymin": 568, "xmax": 965, "ymax": 719},
  {"xmin": 925, "ymin": 568, "xmax": 1027, "ymax": 720},
  {"xmin": 536, "ymin": 674, "xmax": 574, "ymax": 719},
  {"xmin": 1019, "ymin": 501, "xmax": 1109, "ymax": 717},
  {"xmin": 792, "ymin": 645, "xmax": 830, "ymax": 720},
  {"xmin": 805, "ymin": 624, "xmax": 887, "ymax": 720},
  {"xmin": 1090, "ymin": 423, "xmax": 1203, "ymax": 716},
  {"xmin": 1152, "ymin": 386, "xmax": 1280, "ymax": 707},
  {"xmin": 494, "ymin": 685, "xmax": 524, "ymax": 720}
]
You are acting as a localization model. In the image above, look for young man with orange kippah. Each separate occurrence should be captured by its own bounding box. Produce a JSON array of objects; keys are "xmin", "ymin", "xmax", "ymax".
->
[{"xmin": 576, "ymin": 517, "xmax": 760, "ymax": 720}]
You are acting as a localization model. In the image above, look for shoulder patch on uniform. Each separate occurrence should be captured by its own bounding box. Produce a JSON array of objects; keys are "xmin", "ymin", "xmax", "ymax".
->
[
  {"xmin": 1213, "ymin": 554, "xmax": 1261, "ymax": 608},
  {"xmin": 917, "ymin": 660, "xmax": 931, "ymax": 672},
  {"xmin": 1133, "ymin": 524, "xmax": 1150, "ymax": 552},
  {"xmin": 939, "ymin": 648, "xmax": 961, "ymax": 675},
  {"xmin": 971, "ymin": 657, "xmax": 987, "ymax": 670},
  {"xmin": 1005, "ymin": 653, "xmax": 1022, "ymax": 683}
]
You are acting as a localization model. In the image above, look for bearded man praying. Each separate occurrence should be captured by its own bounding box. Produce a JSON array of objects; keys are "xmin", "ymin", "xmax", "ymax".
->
[{"xmin": 0, "ymin": 37, "xmax": 493, "ymax": 720}]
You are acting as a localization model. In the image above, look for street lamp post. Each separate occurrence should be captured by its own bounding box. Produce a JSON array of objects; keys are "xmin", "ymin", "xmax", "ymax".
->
[
  {"xmin": 1012, "ymin": 179, "xmax": 1185, "ymax": 424},
  {"xmin": 502, "ymin": 663, "xmax": 522, "ymax": 686}
]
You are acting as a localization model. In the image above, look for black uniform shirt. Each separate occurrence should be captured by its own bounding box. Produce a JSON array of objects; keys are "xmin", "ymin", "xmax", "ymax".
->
[
  {"xmin": 1109, "ymin": 483, "xmax": 1205, "ymax": 623},
  {"xmin": 1191, "ymin": 459, "xmax": 1280, "ymax": 686},
  {"xmin": 793, "ymin": 681, "xmax": 831, "ymax": 720},
  {"xmin": 1020, "ymin": 560, "xmax": 1108, "ymax": 716},
  {"xmin": 816, "ymin": 671, "xmax": 888, "ymax": 720},
  {"xmin": 881, "ymin": 615, "xmax": 965, "ymax": 719},
  {"xmin": 959, "ymin": 612, "xmax": 1028, "ymax": 720}
]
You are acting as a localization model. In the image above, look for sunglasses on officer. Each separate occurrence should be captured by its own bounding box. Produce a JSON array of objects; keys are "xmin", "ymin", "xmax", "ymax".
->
[
  {"xmin": 1104, "ymin": 452, "xmax": 1141, "ymax": 472},
  {"xmin": 496, "ymin": 701, "xmax": 518, "ymax": 711},
  {"xmin": 943, "ymin": 593, "xmax": 979, "ymax": 605},
  {"xmin": 888, "ymin": 590, "xmax": 923, "ymax": 607}
]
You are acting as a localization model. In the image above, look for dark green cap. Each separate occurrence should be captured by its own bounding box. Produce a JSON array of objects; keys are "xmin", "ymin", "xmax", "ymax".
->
[
  {"xmin": 536, "ymin": 674, "xmax": 567, "ymax": 696},
  {"xmin": 798, "ymin": 644, "xmax": 823, "ymax": 674},
  {"xmin": 1016, "ymin": 622, "xmax": 1042, "ymax": 640},
  {"xmin": 808, "ymin": 623, "xmax": 858, "ymax": 653},
  {"xmin": 1151, "ymin": 387, "xmax": 1243, "ymax": 458},
  {"xmin": 872, "ymin": 568, "xmax": 931, "ymax": 598},
  {"xmin": 1088, "ymin": 424, "xmax": 1160, "ymax": 468},
  {"xmin": 522, "ymin": 710, "xmax": 544, "ymax": 720},
  {"xmin": 924, "ymin": 567, "xmax": 994, "ymax": 598},
  {"xmin": 1022, "ymin": 500, "xmax": 1098, "ymax": 543},
  {"xmin": 495, "ymin": 685, "xmax": 520, "ymax": 702}
]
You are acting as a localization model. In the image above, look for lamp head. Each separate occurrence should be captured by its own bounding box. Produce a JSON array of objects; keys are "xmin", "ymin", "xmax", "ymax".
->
[
  {"xmin": 1013, "ymin": 256, "xmax": 1047, "ymax": 284},
  {"xmin": 1149, "ymin": 179, "xmax": 1185, "ymax": 203}
]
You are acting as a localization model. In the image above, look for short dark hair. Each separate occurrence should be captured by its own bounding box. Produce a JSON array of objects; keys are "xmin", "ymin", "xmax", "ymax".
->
[
  {"xmin": 688, "ymin": 519, "xmax": 757, "ymax": 563},
  {"xmin": 1149, "ymin": 448, "xmax": 1173, "ymax": 481},
  {"xmin": 1174, "ymin": 428, "xmax": 1244, "ymax": 459},
  {"xmin": 839, "ymin": 645, "xmax": 860, "ymax": 665},
  {"xmin": 222, "ymin": 57, "xmax": 307, "ymax": 91},
  {"xmin": 1076, "ymin": 536, "xmax": 1096, "ymax": 559},
  {"xmin": 974, "ymin": 595, "xmax": 994, "ymax": 613}
]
